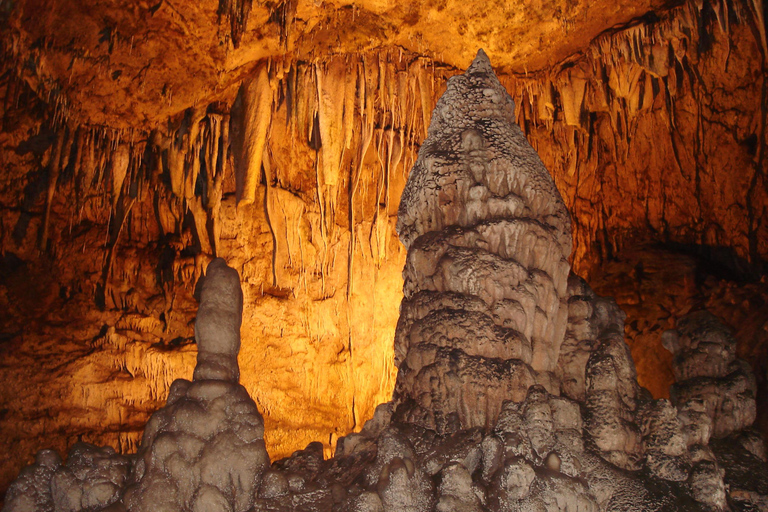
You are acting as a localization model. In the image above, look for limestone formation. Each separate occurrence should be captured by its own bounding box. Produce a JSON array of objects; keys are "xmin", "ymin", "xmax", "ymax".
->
[
  {"xmin": 560, "ymin": 275, "xmax": 645, "ymax": 470},
  {"xmin": 663, "ymin": 311, "xmax": 757, "ymax": 439},
  {"xmin": 394, "ymin": 49, "xmax": 572, "ymax": 433},
  {"xmin": 3, "ymin": 2, "xmax": 768, "ymax": 484},
  {"xmin": 3, "ymin": 259, "xmax": 268, "ymax": 512},
  {"xmin": 4, "ymin": 50, "xmax": 768, "ymax": 512},
  {"xmin": 3, "ymin": 444, "xmax": 131, "ymax": 512},
  {"xmin": 193, "ymin": 258, "xmax": 244, "ymax": 382},
  {"xmin": 123, "ymin": 259, "xmax": 268, "ymax": 512}
]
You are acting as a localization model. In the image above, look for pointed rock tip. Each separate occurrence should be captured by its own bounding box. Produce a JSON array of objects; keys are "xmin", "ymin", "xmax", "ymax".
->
[{"xmin": 467, "ymin": 49, "xmax": 494, "ymax": 75}]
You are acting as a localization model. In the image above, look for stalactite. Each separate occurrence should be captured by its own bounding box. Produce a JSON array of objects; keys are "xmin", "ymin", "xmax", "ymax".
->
[
  {"xmin": 608, "ymin": 61, "xmax": 644, "ymax": 119},
  {"xmin": 76, "ymin": 130, "xmax": 95, "ymax": 212},
  {"xmin": 111, "ymin": 144, "xmax": 130, "ymax": 211},
  {"xmin": 236, "ymin": 61, "xmax": 273, "ymax": 206},
  {"xmin": 296, "ymin": 64, "xmax": 313, "ymax": 146},
  {"xmin": 315, "ymin": 56, "xmax": 347, "ymax": 231},
  {"xmin": 40, "ymin": 128, "xmax": 65, "ymax": 250},
  {"xmin": 558, "ymin": 64, "xmax": 588, "ymax": 127},
  {"xmin": 537, "ymin": 79, "xmax": 555, "ymax": 127},
  {"xmin": 212, "ymin": 114, "xmax": 229, "ymax": 255},
  {"xmin": 347, "ymin": 58, "xmax": 374, "ymax": 298},
  {"xmin": 203, "ymin": 113, "xmax": 224, "ymax": 256},
  {"xmin": 747, "ymin": 0, "xmax": 768, "ymax": 57},
  {"xmin": 415, "ymin": 58, "xmax": 433, "ymax": 139},
  {"xmin": 343, "ymin": 57, "xmax": 357, "ymax": 152},
  {"xmin": 166, "ymin": 135, "xmax": 184, "ymax": 197}
]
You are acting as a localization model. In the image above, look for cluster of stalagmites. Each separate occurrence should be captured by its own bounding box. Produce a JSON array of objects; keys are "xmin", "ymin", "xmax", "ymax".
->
[{"xmin": 5, "ymin": 51, "xmax": 768, "ymax": 512}]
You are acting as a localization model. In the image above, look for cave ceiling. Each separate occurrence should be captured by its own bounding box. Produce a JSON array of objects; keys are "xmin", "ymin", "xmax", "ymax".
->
[{"xmin": 5, "ymin": 0, "xmax": 673, "ymax": 128}]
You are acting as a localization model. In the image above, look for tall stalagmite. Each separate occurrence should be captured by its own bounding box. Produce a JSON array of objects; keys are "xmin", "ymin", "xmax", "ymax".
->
[{"xmin": 394, "ymin": 49, "xmax": 573, "ymax": 432}]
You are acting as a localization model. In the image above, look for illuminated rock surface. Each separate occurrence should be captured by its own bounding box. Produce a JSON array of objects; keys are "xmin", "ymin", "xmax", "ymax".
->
[
  {"xmin": 4, "ymin": 50, "xmax": 768, "ymax": 512},
  {"xmin": 2, "ymin": 0, "xmax": 768, "ymax": 494}
]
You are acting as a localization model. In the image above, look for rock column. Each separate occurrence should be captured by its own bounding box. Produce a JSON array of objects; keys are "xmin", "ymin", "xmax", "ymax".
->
[
  {"xmin": 393, "ymin": 50, "xmax": 573, "ymax": 432},
  {"xmin": 124, "ymin": 258, "xmax": 269, "ymax": 512}
]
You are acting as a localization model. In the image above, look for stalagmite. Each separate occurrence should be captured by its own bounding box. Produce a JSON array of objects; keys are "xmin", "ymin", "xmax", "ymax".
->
[
  {"xmin": 193, "ymin": 258, "xmax": 243, "ymax": 382},
  {"xmin": 394, "ymin": 49, "xmax": 572, "ymax": 432},
  {"xmin": 663, "ymin": 311, "xmax": 757, "ymax": 438},
  {"xmin": 123, "ymin": 258, "xmax": 269, "ymax": 512}
]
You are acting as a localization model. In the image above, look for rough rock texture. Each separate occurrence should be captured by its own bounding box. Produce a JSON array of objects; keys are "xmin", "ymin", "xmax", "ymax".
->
[
  {"xmin": 559, "ymin": 275, "xmax": 646, "ymax": 470},
  {"xmin": 0, "ymin": 0, "xmax": 672, "ymax": 130},
  {"xmin": 393, "ymin": 50, "xmax": 572, "ymax": 433},
  {"xmin": 3, "ymin": 52, "xmax": 768, "ymax": 512},
  {"xmin": 4, "ymin": 259, "xmax": 270, "ymax": 512},
  {"xmin": 664, "ymin": 311, "xmax": 757, "ymax": 439},
  {"xmin": 4, "ymin": 444, "xmax": 130, "ymax": 512},
  {"xmin": 124, "ymin": 259, "xmax": 269, "ymax": 512},
  {"xmin": 2, "ymin": 0, "xmax": 768, "ymax": 495},
  {"xmin": 193, "ymin": 258, "xmax": 244, "ymax": 382}
]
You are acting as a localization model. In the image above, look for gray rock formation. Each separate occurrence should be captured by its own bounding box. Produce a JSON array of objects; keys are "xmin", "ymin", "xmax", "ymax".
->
[
  {"xmin": 123, "ymin": 258, "xmax": 269, "ymax": 512},
  {"xmin": 4, "ymin": 51, "xmax": 768, "ymax": 512},
  {"xmin": 3, "ymin": 441, "xmax": 131, "ymax": 512},
  {"xmin": 663, "ymin": 311, "xmax": 757, "ymax": 438},
  {"xmin": 3, "ymin": 258, "xmax": 268, "ymax": 512},
  {"xmin": 193, "ymin": 258, "xmax": 244, "ymax": 382},
  {"xmin": 560, "ymin": 275, "xmax": 645, "ymax": 470},
  {"xmin": 3, "ymin": 450, "xmax": 62, "ymax": 512},
  {"xmin": 394, "ymin": 48, "xmax": 572, "ymax": 433}
]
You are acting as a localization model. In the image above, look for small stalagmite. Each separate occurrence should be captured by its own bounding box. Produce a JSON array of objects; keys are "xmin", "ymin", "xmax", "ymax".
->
[
  {"xmin": 663, "ymin": 311, "xmax": 757, "ymax": 438},
  {"xmin": 193, "ymin": 258, "xmax": 244, "ymax": 382},
  {"xmin": 123, "ymin": 258, "xmax": 269, "ymax": 512},
  {"xmin": 393, "ymin": 49, "xmax": 573, "ymax": 432}
]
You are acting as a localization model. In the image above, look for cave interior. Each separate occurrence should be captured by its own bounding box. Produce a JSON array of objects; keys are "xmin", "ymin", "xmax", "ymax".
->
[{"xmin": 1, "ymin": 0, "xmax": 768, "ymax": 509}]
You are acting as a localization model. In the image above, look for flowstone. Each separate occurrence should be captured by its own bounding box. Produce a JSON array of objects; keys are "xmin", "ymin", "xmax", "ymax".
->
[{"xmin": 3, "ymin": 51, "xmax": 768, "ymax": 512}]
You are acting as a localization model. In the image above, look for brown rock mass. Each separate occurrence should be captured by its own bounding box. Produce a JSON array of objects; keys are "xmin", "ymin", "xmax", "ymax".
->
[{"xmin": 3, "ymin": 49, "xmax": 768, "ymax": 512}]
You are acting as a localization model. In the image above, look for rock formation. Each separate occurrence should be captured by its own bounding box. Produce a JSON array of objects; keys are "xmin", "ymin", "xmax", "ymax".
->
[
  {"xmin": 123, "ymin": 258, "xmax": 269, "ymax": 512},
  {"xmin": 663, "ymin": 311, "xmax": 757, "ymax": 439},
  {"xmin": 2, "ymin": 0, "xmax": 768, "ymax": 487},
  {"xmin": 394, "ymin": 49, "xmax": 572, "ymax": 432},
  {"xmin": 4, "ymin": 50, "xmax": 768, "ymax": 512},
  {"xmin": 4, "ymin": 258, "xmax": 270, "ymax": 512}
]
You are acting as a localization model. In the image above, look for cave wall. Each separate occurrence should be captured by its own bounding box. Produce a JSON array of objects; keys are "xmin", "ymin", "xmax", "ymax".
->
[{"xmin": 0, "ymin": 0, "xmax": 767, "ymax": 498}]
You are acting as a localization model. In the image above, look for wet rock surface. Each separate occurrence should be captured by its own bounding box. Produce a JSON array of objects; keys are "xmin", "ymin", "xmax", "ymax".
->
[{"xmin": 3, "ymin": 51, "xmax": 767, "ymax": 512}]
